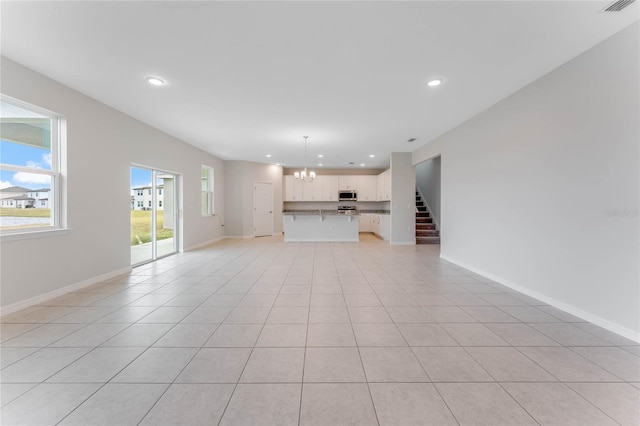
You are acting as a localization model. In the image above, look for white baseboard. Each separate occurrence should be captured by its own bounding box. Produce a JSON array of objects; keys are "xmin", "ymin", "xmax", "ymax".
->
[
  {"xmin": 224, "ymin": 235, "xmax": 255, "ymax": 239},
  {"xmin": 440, "ymin": 254, "xmax": 640, "ymax": 343},
  {"xmin": 391, "ymin": 241, "xmax": 416, "ymax": 245},
  {"xmin": 0, "ymin": 266, "xmax": 132, "ymax": 317},
  {"xmin": 184, "ymin": 236, "xmax": 225, "ymax": 251}
]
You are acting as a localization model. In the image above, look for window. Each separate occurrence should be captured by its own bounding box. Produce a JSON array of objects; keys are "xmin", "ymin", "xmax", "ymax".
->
[
  {"xmin": 158, "ymin": 200, "xmax": 162, "ymax": 207},
  {"xmin": 148, "ymin": 200, "xmax": 152, "ymax": 208},
  {"xmin": 137, "ymin": 201, "xmax": 143, "ymax": 208},
  {"xmin": 148, "ymin": 189, "xmax": 151, "ymax": 195},
  {"xmin": 136, "ymin": 190, "xmax": 143, "ymax": 196},
  {"xmin": 1, "ymin": 96, "xmax": 64, "ymax": 233},
  {"xmin": 201, "ymin": 165, "xmax": 214, "ymax": 216},
  {"xmin": 158, "ymin": 188, "xmax": 162, "ymax": 195}
]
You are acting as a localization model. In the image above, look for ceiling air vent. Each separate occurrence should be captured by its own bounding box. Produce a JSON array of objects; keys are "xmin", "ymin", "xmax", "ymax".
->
[{"xmin": 600, "ymin": 0, "xmax": 636, "ymax": 12}]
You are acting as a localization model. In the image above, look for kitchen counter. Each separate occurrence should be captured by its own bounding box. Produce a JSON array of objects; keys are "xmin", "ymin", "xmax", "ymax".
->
[
  {"xmin": 283, "ymin": 211, "xmax": 359, "ymax": 242},
  {"xmin": 283, "ymin": 209, "xmax": 359, "ymax": 217}
]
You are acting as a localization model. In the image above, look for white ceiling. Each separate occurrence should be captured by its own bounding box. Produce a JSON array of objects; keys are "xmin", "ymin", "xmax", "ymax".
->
[{"xmin": 1, "ymin": 1, "xmax": 637, "ymax": 169}]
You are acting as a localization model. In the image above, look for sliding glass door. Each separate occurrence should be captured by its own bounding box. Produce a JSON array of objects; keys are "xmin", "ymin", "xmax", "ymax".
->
[{"xmin": 130, "ymin": 166, "xmax": 178, "ymax": 265}]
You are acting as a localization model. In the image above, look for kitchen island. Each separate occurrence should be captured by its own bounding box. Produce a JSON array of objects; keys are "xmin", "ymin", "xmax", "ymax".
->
[{"xmin": 283, "ymin": 210, "xmax": 359, "ymax": 242}]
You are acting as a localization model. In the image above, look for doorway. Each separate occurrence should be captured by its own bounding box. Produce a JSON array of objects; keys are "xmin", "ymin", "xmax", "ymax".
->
[
  {"xmin": 253, "ymin": 181, "xmax": 273, "ymax": 237},
  {"xmin": 415, "ymin": 156, "xmax": 441, "ymax": 246},
  {"xmin": 130, "ymin": 166, "xmax": 178, "ymax": 265}
]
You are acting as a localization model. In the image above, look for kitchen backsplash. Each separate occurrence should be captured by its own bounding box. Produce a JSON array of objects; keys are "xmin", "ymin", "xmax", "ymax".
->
[{"xmin": 283, "ymin": 201, "xmax": 390, "ymax": 211}]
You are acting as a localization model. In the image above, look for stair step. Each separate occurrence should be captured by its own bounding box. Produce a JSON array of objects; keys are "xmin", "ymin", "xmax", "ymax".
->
[
  {"xmin": 416, "ymin": 201, "xmax": 424, "ymax": 206},
  {"xmin": 416, "ymin": 212, "xmax": 430, "ymax": 217},
  {"xmin": 416, "ymin": 218, "xmax": 433, "ymax": 224},
  {"xmin": 416, "ymin": 230, "xmax": 439, "ymax": 236},
  {"xmin": 416, "ymin": 236, "xmax": 441, "ymax": 244},
  {"xmin": 416, "ymin": 223, "xmax": 436, "ymax": 230},
  {"xmin": 416, "ymin": 207, "xmax": 427, "ymax": 212}
]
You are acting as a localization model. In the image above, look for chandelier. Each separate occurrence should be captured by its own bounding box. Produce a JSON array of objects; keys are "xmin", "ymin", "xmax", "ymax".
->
[{"xmin": 294, "ymin": 136, "xmax": 316, "ymax": 181}]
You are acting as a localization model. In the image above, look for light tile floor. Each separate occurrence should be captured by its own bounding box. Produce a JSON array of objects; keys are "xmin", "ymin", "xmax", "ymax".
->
[{"xmin": 1, "ymin": 234, "xmax": 639, "ymax": 425}]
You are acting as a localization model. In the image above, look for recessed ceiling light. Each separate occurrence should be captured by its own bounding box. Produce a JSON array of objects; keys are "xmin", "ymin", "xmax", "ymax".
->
[
  {"xmin": 266, "ymin": 154, "xmax": 272, "ymax": 158},
  {"xmin": 318, "ymin": 154, "xmax": 323, "ymax": 158},
  {"xmin": 318, "ymin": 163, "xmax": 323, "ymax": 167},
  {"xmin": 369, "ymin": 154, "xmax": 375, "ymax": 158},
  {"xmin": 360, "ymin": 163, "xmax": 365, "ymax": 167},
  {"xmin": 427, "ymin": 78, "xmax": 442, "ymax": 87},
  {"xmin": 146, "ymin": 76, "xmax": 165, "ymax": 86},
  {"xmin": 276, "ymin": 163, "xmax": 281, "ymax": 166}
]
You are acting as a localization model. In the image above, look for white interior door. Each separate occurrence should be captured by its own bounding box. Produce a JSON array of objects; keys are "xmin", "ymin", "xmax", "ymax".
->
[{"xmin": 254, "ymin": 182, "xmax": 273, "ymax": 237}]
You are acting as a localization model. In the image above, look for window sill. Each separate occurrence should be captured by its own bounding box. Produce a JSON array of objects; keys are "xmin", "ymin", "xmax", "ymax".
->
[{"xmin": 0, "ymin": 228, "xmax": 70, "ymax": 242}]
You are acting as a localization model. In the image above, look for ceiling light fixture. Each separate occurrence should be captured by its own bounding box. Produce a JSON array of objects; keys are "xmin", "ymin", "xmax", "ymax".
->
[
  {"xmin": 360, "ymin": 163, "xmax": 365, "ymax": 167},
  {"xmin": 369, "ymin": 154, "xmax": 375, "ymax": 158},
  {"xmin": 427, "ymin": 78, "xmax": 442, "ymax": 87},
  {"xmin": 146, "ymin": 76, "xmax": 165, "ymax": 86},
  {"xmin": 294, "ymin": 136, "xmax": 316, "ymax": 181},
  {"xmin": 266, "ymin": 154, "xmax": 272, "ymax": 158},
  {"xmin": 318, "ymin": 154, "xmax": 323, "ymax": 158}
]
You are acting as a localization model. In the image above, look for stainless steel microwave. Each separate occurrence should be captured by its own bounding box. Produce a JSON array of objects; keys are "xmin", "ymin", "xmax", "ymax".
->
[{"xmin": 338, "ymin": 190, "xmax": 357, "ymax": 201}]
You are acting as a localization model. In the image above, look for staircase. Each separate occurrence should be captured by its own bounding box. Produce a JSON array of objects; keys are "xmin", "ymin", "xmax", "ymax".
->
[{"xmin": 415, "ymin": 191, "xmax": 440, "ymax": 244}]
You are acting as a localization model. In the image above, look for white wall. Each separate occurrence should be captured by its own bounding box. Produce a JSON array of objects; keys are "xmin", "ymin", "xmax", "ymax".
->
[
  {"xmin": 390, "ymin": 152, "xmax": 416, "ymax": 245},
  {"xmin": 413, "ymin": 23, "xmax": 639, "ymax": 340},
  {"xmin": 0, "ymin": 58, "xmax": 225, "ymax": 310},
  {"xmin": 224, "ymin": 161, "xmax": 283, "ymax": 238},
  {"xmin": 415, "ymin": 156, "xmax": 441, "ymax": 227}
]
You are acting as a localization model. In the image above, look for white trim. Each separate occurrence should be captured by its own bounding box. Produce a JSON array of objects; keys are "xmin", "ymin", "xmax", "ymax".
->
[
  {"xmin": 0, "ymin": 266, "xmax": 132, "ymax": 317},
  {"xmin": 440, "ymin": 254, "xmax": 640, "ymax": 343},
  {"xmin": 391, "ymin": 241, "xmax": 416, "ymax": 245},
  {"xmin": 183, "ymin": 236, "xmax": 225, "ymax": 251},
  {"xmin": 224, "ymin": 235, "xmax": 255, "ymax": 239},
  {"xmin": 0, "ymin": 227, "xmax": 70, "ymax": 242},
  {"xmin": 284, "ymin": 238, "xmax": 359, "ymax": 243}
]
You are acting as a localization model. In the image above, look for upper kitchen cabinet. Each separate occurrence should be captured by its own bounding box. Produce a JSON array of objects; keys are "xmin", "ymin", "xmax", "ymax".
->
[
  {"xmin": 338, "ymin": 175, "xmax": 358, "ymax": 190},
  {"xmin": 357, "ymin": 175, "xmax": 377, "ymax": 201},
  {"xmin": 284, "ymin": 175, "xmax": 304, "ymax": 201},
  {"xmin": 377, "ymin": 170, "xmax": 391, "ymax": 201},
  {"xmin": 321, "ymin": 176, "xmax": 339, "ymax": 201},
  {"xmin": 303, "ymin": 178, "xmax": 323, "ymax": 201}
]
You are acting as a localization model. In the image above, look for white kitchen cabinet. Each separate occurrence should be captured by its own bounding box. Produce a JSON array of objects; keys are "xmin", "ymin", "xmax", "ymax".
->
[
  {"xmin": 370, "ymin": 214, "xmax": 389, "ymax": 240},
  {"xmin": 339, "ymin": 175, "xmax": 358, "ymax": 190},
  {"xmin": 376, "ymin": 170, "xmax": 391, "ymax": 201},
  {"xmin": 303, "ymin": 178, "xmax": 323, "ymax": 201},
  {"xmin": 379, "ymin": 214, "xmax": 390, "ymax": 240},
  {"xmin": 370, "ymin": 214, "xmax": 380, "ymax": 235},
  {"xmin": 357, "ymin": 175, "xmax": 377, "ymax": 201},
  {"xmin": 358, "ymin": 214, "xmax": 371, "ymax": 232},
  {"xmin": 321, "ymin": 176, "xmax": 339, "ymax": 201},
  {"xmin": 284, "ymin": 175, "xmax": 294, "ymax": 201}
]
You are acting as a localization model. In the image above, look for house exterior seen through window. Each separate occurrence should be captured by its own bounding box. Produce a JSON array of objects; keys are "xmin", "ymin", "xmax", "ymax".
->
[
  {"xmin": 201, "ymin": 165, "xmax": 214, "ymax": 216},
  {"xmin": 0, "ymin": 96, "xmax": 64, "ymax": 233}
]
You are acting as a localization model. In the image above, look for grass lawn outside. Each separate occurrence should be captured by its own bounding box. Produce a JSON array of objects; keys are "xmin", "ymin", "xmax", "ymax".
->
[
  {"xmin": 131, "ymin": 210, "xmax": 173, "ymax": 246},
  {"xmin": 0, "ymin": 208, "xmax": 51, "ymax": 217}
]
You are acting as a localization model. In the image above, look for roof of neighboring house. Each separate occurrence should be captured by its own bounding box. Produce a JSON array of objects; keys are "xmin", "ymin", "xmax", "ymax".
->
[
  {"xmin": 0, "ymin": 186, "xmax": 31, "ymax": 193},
  {"xmin": 2, "ymin": 195, "xmax": 35, "ymax": 201},
  {"xmin": 132, "ymin": 185, "xmax": 164, "ymax": 190},
  {"xmin": 28, "ymin": 188, "xmax": 50, "ymax": 192}
]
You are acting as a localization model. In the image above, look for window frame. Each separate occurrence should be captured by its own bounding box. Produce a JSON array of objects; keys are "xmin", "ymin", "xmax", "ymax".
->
[
  {"xmin": 0, "ymin": 95, "xmax": 67, "ymax": 240},
  {"xmin": 201, "ymin": 165, "xmax": 214, "ymax": 216}
]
